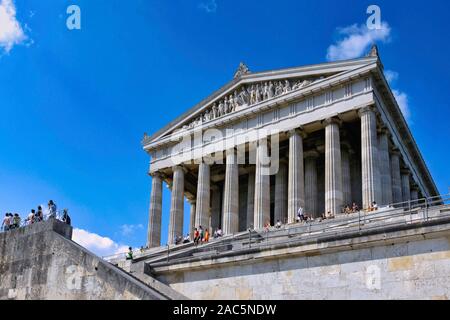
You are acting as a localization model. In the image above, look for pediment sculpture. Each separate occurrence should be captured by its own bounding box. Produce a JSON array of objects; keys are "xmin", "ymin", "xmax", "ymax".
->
[{"xmin": 182, "ymin": 77, "xmax": 320, "ymax": 130}]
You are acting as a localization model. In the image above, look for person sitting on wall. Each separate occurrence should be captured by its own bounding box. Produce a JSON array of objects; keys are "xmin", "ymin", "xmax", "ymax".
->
[
  {"xmin": 36, "ymin": 206, "xmax": 44, "ymax": 222},
  {"xmin": 126, "ymin": 247, "xmax": 133, "ymax": 260},
  {"xmin": 371, "ymin": 201, "xmax": 378, "ymax": 211},
  {"xmin": 12, "ymin": 213, "xmax": 21, "ymax": 229},
  {"xmin": 216, "ymin": 228, "xmax": 223, "ymax": 237},
  {"xmin": 183, "ymin": 234, "xmax": 190, "ymax": 244},
  {"xmin": 352, "ymin": 203, "xmax": 359, "ymax": 213},
  {"xmin": 27, "ymin": 210, "xmax": 35, "ymax": 225},
  {"xmin": 62, "ymin": 209, "xmax": 71, "ymax": 225},
  {"xmin": 275, "ymin": 220, "xmax": 282, "ymax": 229}
]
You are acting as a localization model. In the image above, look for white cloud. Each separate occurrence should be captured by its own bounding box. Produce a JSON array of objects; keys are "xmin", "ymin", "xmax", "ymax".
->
[
  {"xmin": 384, "ymin": 70, "xmax": 399, "ymax": 84},
  {"xmin": 198, "ymin": 0, "xmax": 217, "ymax": 13},
  {"xmin": 120, "ymin": 224, "xmax": 144, "ymax": 237},
  {"xmin": 0, "ymin": 0, "xmax": 26, "ymax": 53},
  {"xmin": 326, "ymin": 22, "xmax": 391, "ymax": 61},
  {"xmin": 392, "ymin": 89, "xmax": 410, "ymax": 122},
  {"xmin": 72, "ymin": 228, "xmax": 129, "ymax": 258}
]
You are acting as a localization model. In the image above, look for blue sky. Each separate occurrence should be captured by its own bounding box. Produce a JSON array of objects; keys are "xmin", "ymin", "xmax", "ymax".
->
[{"xmin": 0, "ymin": 0, "xmax": 449, "ymax": 256}]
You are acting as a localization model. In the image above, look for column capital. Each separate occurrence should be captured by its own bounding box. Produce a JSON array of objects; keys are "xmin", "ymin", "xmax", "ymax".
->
[
  {"xmin": 322, "ymin": 117, "xmax": 342, "ymax": 127},
  {"xmin": 304, "ymin": 150, "xmax": 320, "ymax": 159},
  {"xmin": 172, "ymin": 165, "xmax": 187, "ymax": 174},
  {"xmin": 341, "ymin": 140, "xmax": 353, "ymax": 153},
  {"xmin": 400, "ymin": 168, "xmax": 410, "ymax": 176},
  {"xmin": 357, "ymin": 105, "xmax": 377, "ymax": 118},
  {"xmin": 187, "ymin": 198, "xmax": 196, "ymax": 205},
  {"xmin": 377, "ymin": 126, "xmax": 391, "ymax": 137},
  {"xmin": 390, "ymin": 147, "xmax": 401, "ymax": 156},
  {"xmin": 149, "ymin": 171, "xmax": 163, "ymax": 179},
  {"xmin": 287, "ymin": 127, "xmax": 307, "ymax": 139}
]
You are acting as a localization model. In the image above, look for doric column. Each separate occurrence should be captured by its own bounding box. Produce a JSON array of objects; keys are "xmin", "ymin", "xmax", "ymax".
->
[
  {"xmin": 287, "ymin": 129, "xmax": 305, "ymax": 223},
  {"xmin": 410, "ymin": 186, "xmax": 419, "ymax": 201},
  {"xmin": 390, "ymin": 149, "xmax": 403, "ymax": 204},
  {"xmin": 188, "ymin": 199, "xmax": 196, "ymax": 241},
  {"xmin": 324, "ymin": 118, "xmax": 343, "ymax": 216},
  {"xmin": 210, "ymin": 186, "xmax": 221, "ymax": 232},
  {"xmin": 274, "ymin": 160, "xmax": 288, "ymax": 224},
  {"xmin": 222, "ymin": 149, "xmax": 239, "ymax": 234},
  {"xmin": 304, "ymin": 150, "xmax": 319, "ymax": 218},
  {"xmin": 254, "ymin": 138, "xmax": 271, "ymax": 229},
  {"xmin": 401, "ymin": 169, "xmax": 411, "ymax": 203},
  {"xmin": 359, "ymin": 106, "xmax": 381, "ymax": 210},
  {"xmin": 195, "ymin": 162, "xmax": 210, "ymax": 229},
  {"xmin": 168, "ymin": 166, "xmax": 185, "ymax": 245},
  {"xmin": 147, "ymin": 172, "xmax": 163, "ymax": 248},
  {"xmin": 378, "ymin": 128, "xmax": 393, "ymax": 205},
  {"xmin": 341, "ymin": 143, "xmax": 352, "ymax": 207},
  {"xmin": 246, "ymin": 170, "xmax": 255, "ymax": 228}
]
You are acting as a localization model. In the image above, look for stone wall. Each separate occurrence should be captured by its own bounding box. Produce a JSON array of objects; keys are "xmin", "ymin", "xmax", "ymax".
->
[
  {"xmin": 0, "ymin": 219, "xmax": 167, "ymax": 300},
  {"xmin": 157, "ymin": 223, "xmax": 450, "ymax": 300}
]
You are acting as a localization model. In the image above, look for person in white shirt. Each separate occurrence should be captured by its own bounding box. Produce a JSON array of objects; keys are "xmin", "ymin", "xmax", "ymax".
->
[
  {"xmin": 2, "ymin": 213, "xmax": 11, "ymax": 231},
  {"xmin": 275, "ymin": 220, "xmax": 282, "ymax": 229},
  {"xmin": 48, "ymin": 200, "xmax": 57, "ymax": 219},
  {"xmin": 297, "ymin": 206, "xmax": 304, "ymax": 222}
]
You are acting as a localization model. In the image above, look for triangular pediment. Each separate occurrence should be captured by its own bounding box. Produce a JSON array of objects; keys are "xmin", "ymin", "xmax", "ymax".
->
[{"xmin": 144, "ymin": 56, "xmax": 378, "ymax": 145}]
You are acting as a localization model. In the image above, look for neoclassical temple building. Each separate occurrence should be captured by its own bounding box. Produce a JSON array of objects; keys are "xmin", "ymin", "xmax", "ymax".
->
[{"xmin": 142, "ymin": 46, "xmax": 439, "ymax": 247}]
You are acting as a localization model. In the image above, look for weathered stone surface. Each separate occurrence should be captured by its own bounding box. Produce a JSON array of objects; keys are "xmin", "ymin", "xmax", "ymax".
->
[
  {"xmin": 0, "ymin": 220, "xmax": 170, "ymax": 300},
  {"xmin": 157, "ymin": 221, "xmax": 450, "ymax": 300}
]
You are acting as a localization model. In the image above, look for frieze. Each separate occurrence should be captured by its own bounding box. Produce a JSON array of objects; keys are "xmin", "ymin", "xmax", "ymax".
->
[{"xmin": 182, "ymin": 77, "xmax": 322, "ymax": 130}]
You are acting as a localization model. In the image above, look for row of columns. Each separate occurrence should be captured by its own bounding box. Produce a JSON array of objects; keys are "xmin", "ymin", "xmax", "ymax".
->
[{"xmin": 146, "ymin": 105, "xmax": 421, "ymax": 247}]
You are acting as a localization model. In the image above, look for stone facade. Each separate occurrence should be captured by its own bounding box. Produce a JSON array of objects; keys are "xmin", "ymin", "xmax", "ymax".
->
[
  {"xmin": 142, "ymin": 53, "xmax": 439, "ymax": 246},
  {"xmin": 156, "ymin": 222, "xmax": 450, "ymax": 300}
]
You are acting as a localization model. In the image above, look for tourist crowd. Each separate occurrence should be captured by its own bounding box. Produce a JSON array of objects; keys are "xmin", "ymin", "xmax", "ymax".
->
[
  {"xmin": 1, "ymin": 200, "xmax": 71, "ymax": 232},
  {"xmin": 168, "ymin": 201, "xmax": 376, "ymax": 247}
]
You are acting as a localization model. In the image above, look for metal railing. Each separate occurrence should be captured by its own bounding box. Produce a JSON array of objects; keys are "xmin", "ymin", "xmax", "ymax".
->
[{"xmin": 158, "ymin": 193, "xmax": 450, "ymax": 265}]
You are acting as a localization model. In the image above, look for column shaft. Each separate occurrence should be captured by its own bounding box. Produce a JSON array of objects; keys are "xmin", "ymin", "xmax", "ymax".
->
[
  {"xmin": 304, "ymin": 151, "xmax": 319, "ymax": 218},
  {"xmin": 254, "ymin": 139, "xmax": 271, "ymax": 229},
  {"xmin": 195, "ymin": 162, "xmax": 210, "ymax": 229},
  {"xmin": 246, "ymin": 171, "xmax": 255, "ymax": 229},
  {"xmin": 189, "ymin": 200, "xmax": 196, "ymax": 241},
  {"xmin": 222, "ymin": 149, "xmax": 239, "ymax": 234},
  {"xmin": 288, "ymin": 130, "xmax": 305, "ymax": 223},
  {"xmin": 378, "ymin": 131, "xmax": 393, "ymax": 205},
  {"xmin": 359, "ymin": 107, "xmax": 381, "ymax": 210},
  {"xmin": 410, "ymin": 189, "xmax": 419, "ymax": 201},
  {"xmin": 390, "ymin": 151, "xmax": 402, "ymax": 204},
  {"xmin": 147, "ymin": 173, "xmax": 163, "ymax": 248},
  {"xmin": 341, "ymin": 147, "xmax": 352, "ymax": 207},
  {"xmin": 168, "ymin": 166, "xmax": 184, "ymax": 245},
  {"xmin": 274, "ymin": 161, "xmax": 288, "ymax": 224},
  {"xmin": 210, "ymin": 187, "xmax": 221, "ymax": 232},
  {"xmin": 401, "ymin": 170, "xmax": 411, "ymax": 203},
  {"xmin": 324, "ymin": 119, "xmax": 343, "ymax": 216}
]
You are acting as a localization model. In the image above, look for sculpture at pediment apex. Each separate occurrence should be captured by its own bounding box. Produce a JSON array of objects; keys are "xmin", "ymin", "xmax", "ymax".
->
[{"xmin": 234, "ymin": 62, "xmax": 251, "ymax": 79}]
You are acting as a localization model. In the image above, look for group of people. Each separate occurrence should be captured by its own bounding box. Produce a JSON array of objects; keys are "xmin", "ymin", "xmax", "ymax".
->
[
  {"xmin": 343, "ymin": 202, "xmax": 361, "ymax": 214},
  {"xmin": 173, "ymin": 226, "xmax": 224, "ymax": 246},
  {"xmin": 343, "ymin": 201, "xmax": 378, "ymax": 214},
  {"xmin": 1, "ymin": 200, "xmax": 71, "ymax": 232}
]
